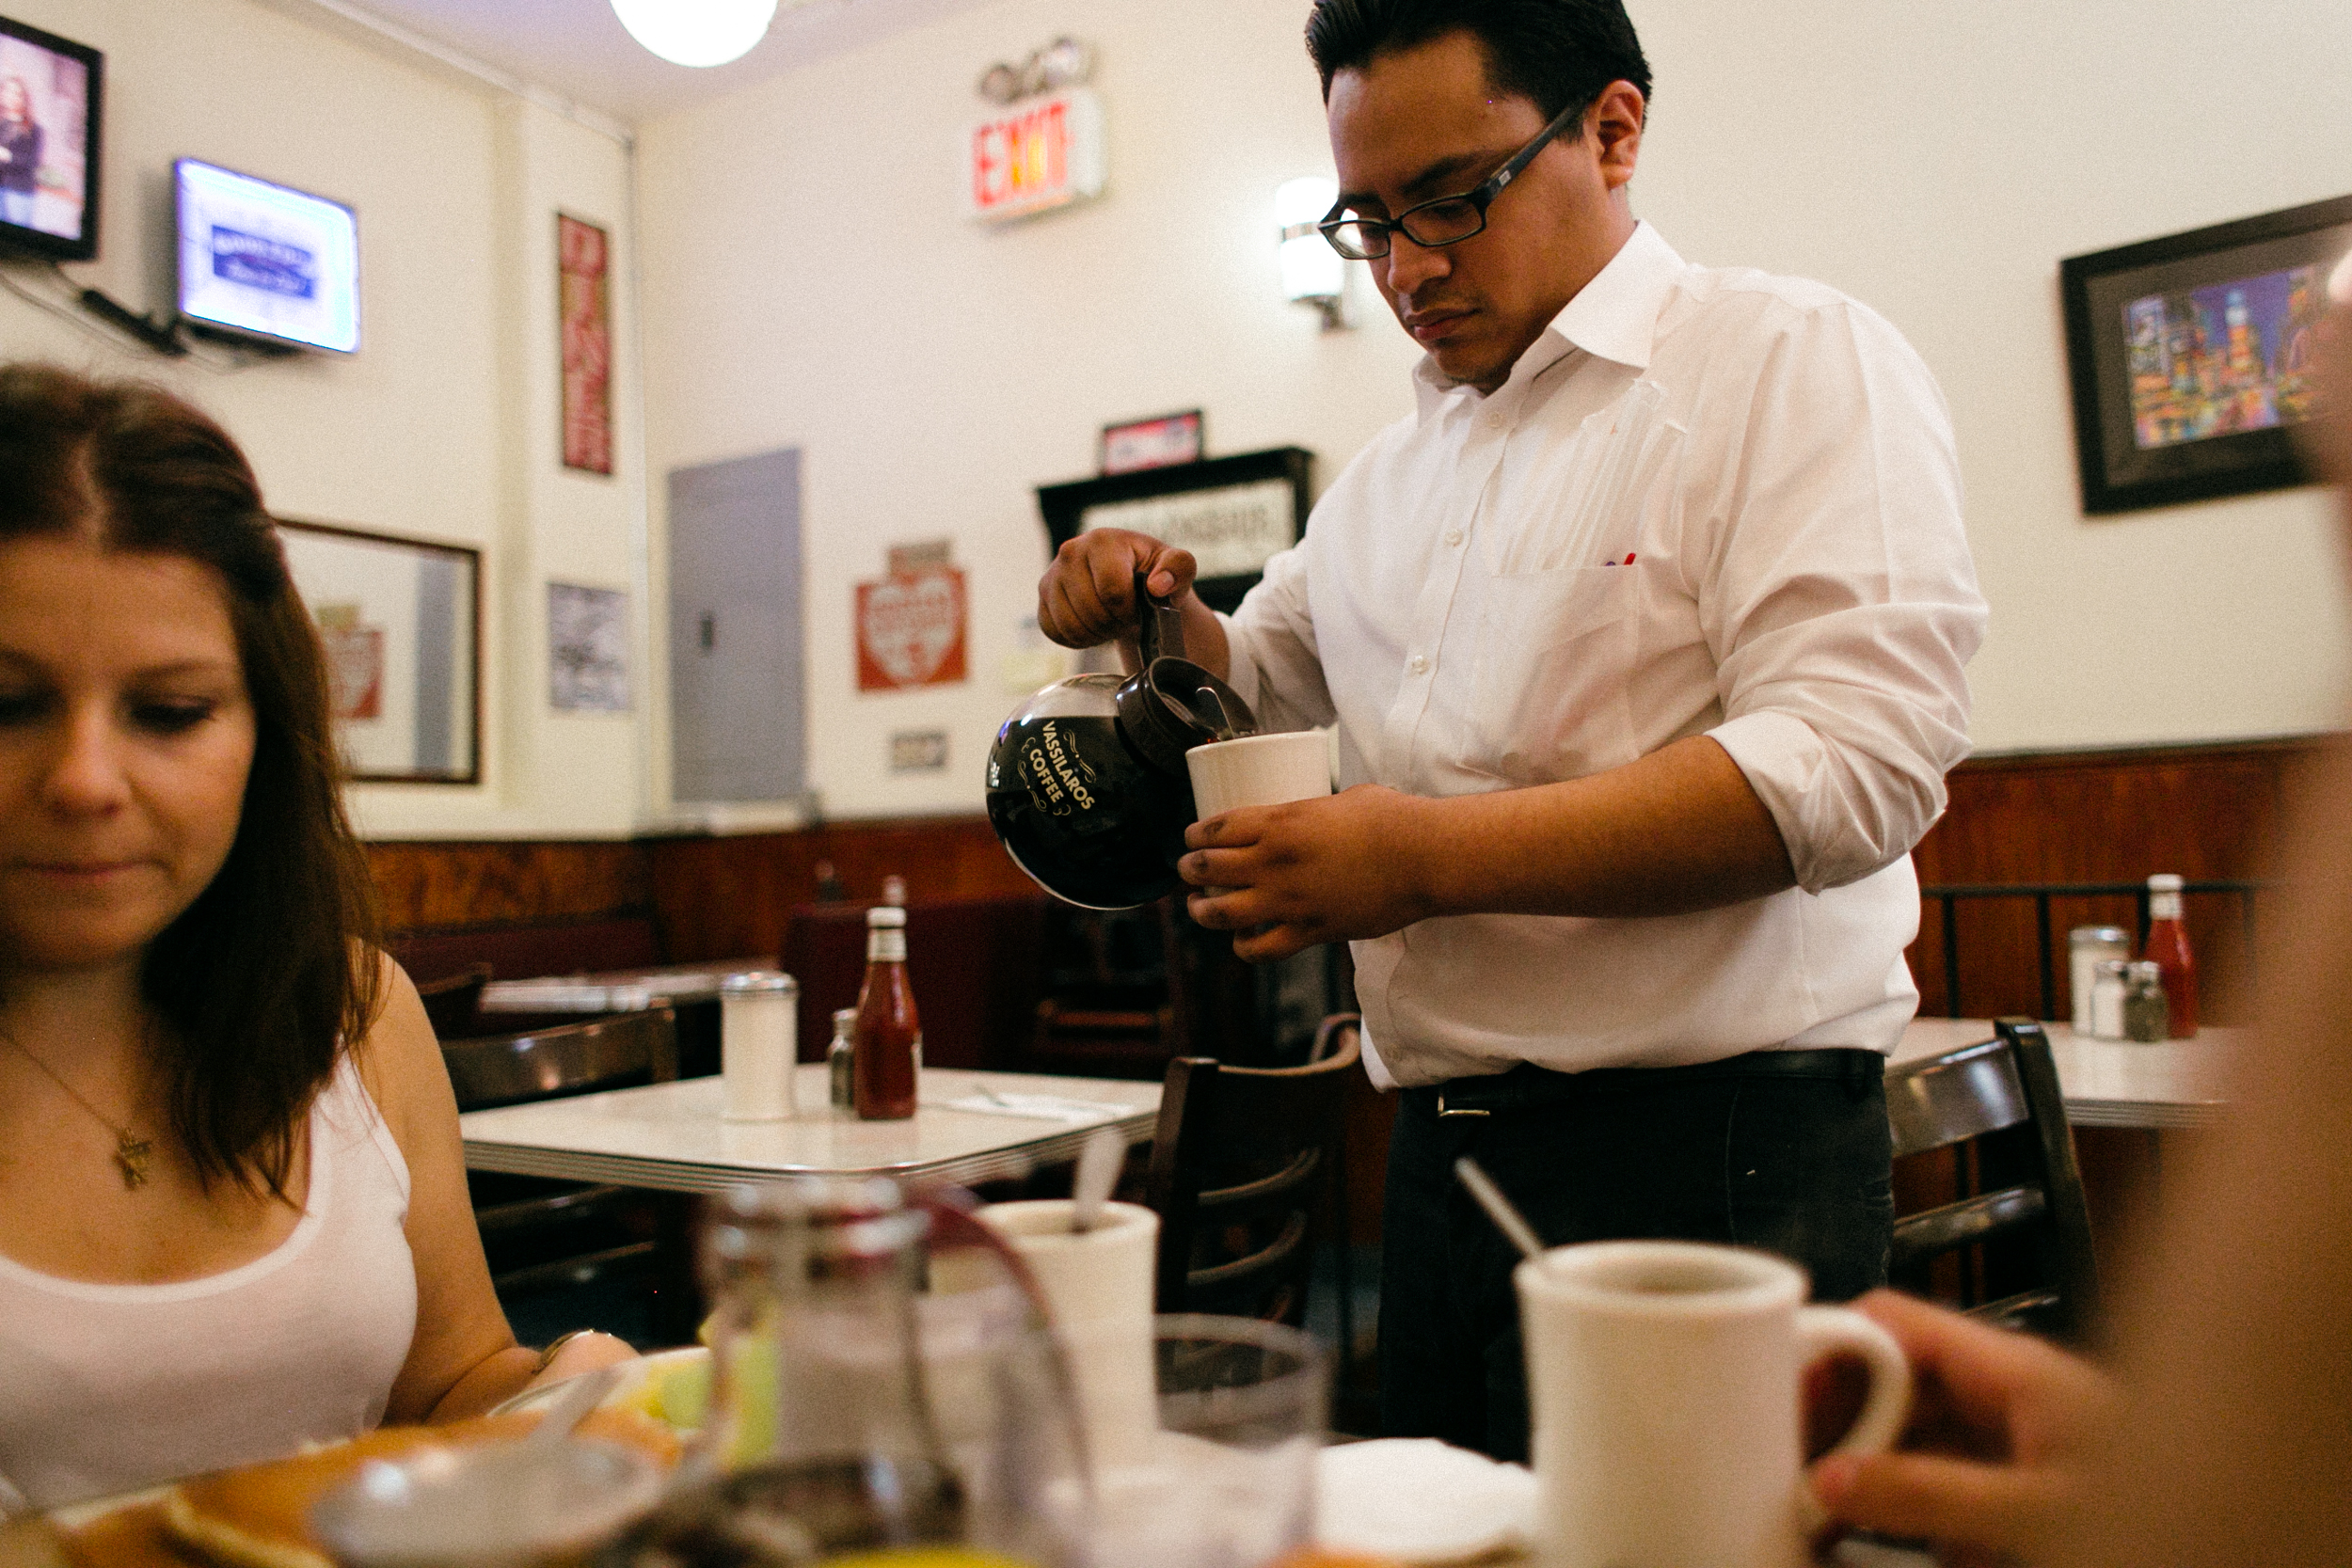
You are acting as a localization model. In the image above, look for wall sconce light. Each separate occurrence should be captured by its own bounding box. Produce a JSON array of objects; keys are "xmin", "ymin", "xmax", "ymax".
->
[
  {"xmin": 1277, "ymin": 176, "xmax": 1350, "ymax": 331},
  {"xmin": 611, "ymin": 0, "xmax": 779, "ymax": 68}
]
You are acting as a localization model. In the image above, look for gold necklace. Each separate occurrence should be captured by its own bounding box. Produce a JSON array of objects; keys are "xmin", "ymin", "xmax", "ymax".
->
[{"xmin": 0, "ymin": 1023, "xmax": 154, "ymax": 1190}]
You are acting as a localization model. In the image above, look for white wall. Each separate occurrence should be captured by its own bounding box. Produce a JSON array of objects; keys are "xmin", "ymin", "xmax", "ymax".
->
[
  {"xmin": 1631, "ymin": 0, "xmax": 2352, "ymax": 752},
  {"xmin": 638, "ymin": 0, "xmax": 2352, "ymax": 831},
  {"xmin": 0, "ymin": 0, "xmax": 647, "ymax": 839}
]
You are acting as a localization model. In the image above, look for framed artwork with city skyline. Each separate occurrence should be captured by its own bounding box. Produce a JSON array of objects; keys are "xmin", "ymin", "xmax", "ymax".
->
[{"xmin": 2061, "ymin": 193, "xmax": 2352, "ymax": 515}]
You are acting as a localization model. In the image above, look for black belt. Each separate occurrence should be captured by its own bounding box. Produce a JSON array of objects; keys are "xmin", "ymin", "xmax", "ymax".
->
[{"xmin": 1404, "ymin": 1048, "xmax": 1884, "ymax": 1118}]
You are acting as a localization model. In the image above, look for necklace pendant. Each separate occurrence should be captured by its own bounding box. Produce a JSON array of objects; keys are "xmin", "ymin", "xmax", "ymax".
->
[{"xmin": 116, "ymin": 1132, "xmax": 152, "ymax": 1190}]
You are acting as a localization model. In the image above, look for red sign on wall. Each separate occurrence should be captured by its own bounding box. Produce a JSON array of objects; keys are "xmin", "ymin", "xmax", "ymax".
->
[
  {"xmin": 966, "ymin": 87, "xmax": 1106, "ymax": 224},
  {"xmin": 857, "ymin": 563, "xmax": 969, "ymax": 690}
]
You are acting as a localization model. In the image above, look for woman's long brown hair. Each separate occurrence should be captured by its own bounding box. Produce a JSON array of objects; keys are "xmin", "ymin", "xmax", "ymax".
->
[{"xmin": 0, "ymin": 364, "xmax": 383, "ymax": 1196}]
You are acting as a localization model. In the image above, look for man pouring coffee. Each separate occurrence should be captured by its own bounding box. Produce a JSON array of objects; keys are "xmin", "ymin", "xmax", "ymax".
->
[{"xmin": 1035, "ymin": 0, "xmax": 1984, "ymax": 1461}]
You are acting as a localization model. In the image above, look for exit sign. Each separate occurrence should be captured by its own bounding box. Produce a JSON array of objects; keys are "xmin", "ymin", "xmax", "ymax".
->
[{"xmin": 967, "ymin": 87, "xmax": 1106, "ymax": 224}]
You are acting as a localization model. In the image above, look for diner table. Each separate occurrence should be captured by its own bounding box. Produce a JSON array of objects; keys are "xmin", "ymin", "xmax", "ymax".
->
[
  {"xmin": 1893, "ymin": 1016, "xmax": 2236, "ymax": 1129},
  {"xmin": 461, "ymin": 1065, "xmax": 1160, "ymax": 1192}
]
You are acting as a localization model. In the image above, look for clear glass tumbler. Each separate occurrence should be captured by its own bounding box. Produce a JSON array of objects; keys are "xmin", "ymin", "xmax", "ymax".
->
[{"xmin": 1087, "ymin": 1315, "xmax": 1328, "ymax": 1568}]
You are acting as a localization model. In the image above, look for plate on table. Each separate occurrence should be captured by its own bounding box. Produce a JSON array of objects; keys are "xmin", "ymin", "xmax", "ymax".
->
[{"xmin": 491, "ymin": 1345, "xmax": 711, "ymax": 1435}]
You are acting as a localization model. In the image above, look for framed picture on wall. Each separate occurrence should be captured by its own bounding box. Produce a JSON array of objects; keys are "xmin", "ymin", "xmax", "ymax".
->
[
  {"xmin": 278, "ymin": 519, "xmax": 481, "ymax": 784},
  {"xmin": 1036, "ymin": 446, "xmax": 1313, "ymax": 614},
  {"xmin": 2060, "ymin": 193, "xmax": 2352, "ymax": 515}
]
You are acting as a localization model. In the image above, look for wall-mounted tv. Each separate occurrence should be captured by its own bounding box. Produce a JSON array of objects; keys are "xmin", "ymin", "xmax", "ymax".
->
[
  {"xmin": 0, "ymin": 13, "xmax": 102, "ymax": 262},
  {"xmin": 175, "ymin": 158, "xmax": 358, "ymax": 354}
]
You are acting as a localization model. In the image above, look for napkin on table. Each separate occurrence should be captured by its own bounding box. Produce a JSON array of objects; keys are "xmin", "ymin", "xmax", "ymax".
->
[
  {"xmin": 1314, "ymin": 1438, "xmax": 1537, "ymax": 1564},
  {"xmin": 923, "ymin": 1092, "xmax": 1121, "ymax": 1124}
]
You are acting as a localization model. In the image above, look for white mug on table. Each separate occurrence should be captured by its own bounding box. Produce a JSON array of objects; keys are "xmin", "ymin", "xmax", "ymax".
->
[
  {"xmin": 977, "ymin": 1198, "xmax": 1160, "ymax": 1465},
  {"xmin": 1518, "ymin": 1240, "xmax": 1912, "ymax": 1568}
]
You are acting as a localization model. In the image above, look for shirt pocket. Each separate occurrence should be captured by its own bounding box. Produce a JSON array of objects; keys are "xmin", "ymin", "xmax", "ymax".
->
[{"xmin": 1462, "ymin": 562, "xmax": 1639, "ymax": 785}]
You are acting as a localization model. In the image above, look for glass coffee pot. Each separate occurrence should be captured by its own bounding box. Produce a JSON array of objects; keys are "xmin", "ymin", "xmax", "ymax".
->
[{"xmin": 986, "ymin": 573, "xmax": 1258, "ymax": 909}]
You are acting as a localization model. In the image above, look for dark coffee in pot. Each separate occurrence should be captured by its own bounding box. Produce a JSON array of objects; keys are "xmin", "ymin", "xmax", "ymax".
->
[{"xmin": 985, "ymin": 710, "xmax": 1194, "ymax": 910}]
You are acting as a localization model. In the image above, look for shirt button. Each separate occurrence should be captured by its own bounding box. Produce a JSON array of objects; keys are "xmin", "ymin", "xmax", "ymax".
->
[
  {"xmin": 1407, "ymin": 654, "xmax": 1429, "ymax": 674},
  {"xmin": 1443, "ymin": 529, "xmax": 1463, "ymax": 546}
]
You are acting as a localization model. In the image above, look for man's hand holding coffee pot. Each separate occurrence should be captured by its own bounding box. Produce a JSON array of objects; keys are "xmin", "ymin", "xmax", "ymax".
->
[{"xmin": 1036, "ymin": 528, "xmax": 1229, "ymax": 677}]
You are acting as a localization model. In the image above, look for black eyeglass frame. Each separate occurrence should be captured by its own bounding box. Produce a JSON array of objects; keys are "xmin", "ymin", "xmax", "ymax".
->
[{"xmin": 1317, "ymin": 92, "xmax": 1591, "ymax": 261}]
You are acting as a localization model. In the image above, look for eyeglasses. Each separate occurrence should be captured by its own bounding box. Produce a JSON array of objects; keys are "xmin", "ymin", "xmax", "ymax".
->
[{"xmin": 1318, "ymin": 93, "xmax": 1588, "ymax": 261}]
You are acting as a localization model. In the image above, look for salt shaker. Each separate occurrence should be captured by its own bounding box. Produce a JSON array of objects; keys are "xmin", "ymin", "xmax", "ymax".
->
[
  {"xmin": 2068, "ymin": 926, "xmax": 2130, "ymax": 1034},
  {"xmin": 720, "ymin": 971, "xmax": 800, "ymax": 1121},
  {"xmin": 2090, "ymin": 958, "xmax": 2131, "ymax": 1041}
]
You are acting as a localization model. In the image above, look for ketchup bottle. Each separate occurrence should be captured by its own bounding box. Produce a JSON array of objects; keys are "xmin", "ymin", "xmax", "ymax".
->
[
  {"xmin": 2143, "ymin": 873, "xmax": 2198, "ymax": 1038},
  {"xmin": 852, "ymin": 906, "xmax": 921, "ymax": 1120}
]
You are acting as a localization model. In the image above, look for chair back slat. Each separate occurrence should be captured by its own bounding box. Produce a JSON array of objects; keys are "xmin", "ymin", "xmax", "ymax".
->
[
  {"xmin": 1886, "ymin": 1039, "xmax": 2030, "ymax": 1156},
  {"xmin": 1197, "ymin": 1148, "xmax": 1322, "ymax": 1213},
  {"xmin": 1890, "ymin": 1185, "xmax": 2048, "ymax": 1270}
]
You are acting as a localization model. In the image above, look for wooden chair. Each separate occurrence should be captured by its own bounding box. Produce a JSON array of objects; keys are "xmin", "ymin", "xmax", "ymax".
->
[
  {"xmin": 1885, "ymin": 1017, "xmax": 2101, "ymax": 1343},
  {"xmin": 1144, "ymin": 1021, "xmax": 1361, "ymax": 1326},
  {"xmin": 414, "ymin": 961, "xmax": 492, "ymax": 1042},
  {"xmin": 446, "ymin": 1009, "xmax": 686, "ymax": 1331},
  {"xmin": 441, "ymin": 1007, "xmax": 679, "ymax": 1110}
]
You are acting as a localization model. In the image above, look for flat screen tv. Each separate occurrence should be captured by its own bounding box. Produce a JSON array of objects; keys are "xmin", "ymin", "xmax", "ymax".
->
[
  {"xmin": 174, "ymin": 158, "xmax": 359, "ymax": 354},
  {"xmin": 0, "ymin": 13, "xmax": 102, "ymax": 262}
]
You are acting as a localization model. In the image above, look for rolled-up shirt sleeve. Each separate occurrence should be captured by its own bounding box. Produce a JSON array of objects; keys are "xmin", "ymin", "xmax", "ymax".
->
[
  {"xmin": 1220, "ymin": 536, "xmax": 1340, "ymax": 735},
  {"xmin": 1701, "ymin": 298, "xmax": 1987, "ymax": 894}
]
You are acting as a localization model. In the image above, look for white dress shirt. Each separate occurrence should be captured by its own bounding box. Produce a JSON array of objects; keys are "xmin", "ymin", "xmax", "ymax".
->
[{"xmin": 1221, "ymin": 222, "xmax": 1987, "ymax": 1088}]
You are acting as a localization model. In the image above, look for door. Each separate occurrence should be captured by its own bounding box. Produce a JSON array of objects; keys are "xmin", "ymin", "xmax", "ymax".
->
[{"xmin": 668, "ymin": 448, "xmax": 803, "ymax": 802}]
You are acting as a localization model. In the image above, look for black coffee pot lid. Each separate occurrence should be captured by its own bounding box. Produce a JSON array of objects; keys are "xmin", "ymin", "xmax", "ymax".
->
[{"xmin": 1115, "ymin": 569, "xmax": 1257, "ymax": 775}]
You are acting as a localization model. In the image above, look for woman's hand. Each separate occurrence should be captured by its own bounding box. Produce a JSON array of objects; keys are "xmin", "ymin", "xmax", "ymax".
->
[
  {"xmin": 1180, "ymin": 784, "xmax": 1439, "ymax": 961},
  {"xmin": 519, "ymin": 1329, "xmax": 638, "ymax": 1392},
  {"xmin": 1807, "ymin": 1291, "xmax": 2116, "ymax": 1568}
]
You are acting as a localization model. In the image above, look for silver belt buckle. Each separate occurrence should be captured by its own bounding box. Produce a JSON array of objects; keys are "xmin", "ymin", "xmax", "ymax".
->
[{"xmin": 1435, "ymin": 1092, "xmax": 1490, "ymax": 1118}]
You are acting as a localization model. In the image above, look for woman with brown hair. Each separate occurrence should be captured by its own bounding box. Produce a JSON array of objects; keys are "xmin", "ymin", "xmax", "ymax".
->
[{"xmin": 0, "ymin": 366, "xmax": 632, "ymax": 1509}]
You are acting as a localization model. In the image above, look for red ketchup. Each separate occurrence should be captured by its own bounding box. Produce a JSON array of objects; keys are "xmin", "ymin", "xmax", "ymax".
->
[
  {"xmin": 2143, "ymin": 873, "xmax": 2198, "ymax": 1038},
  {"xmin": 851, "ymin": 905, "xmax": 922, "ymax": 1120}
]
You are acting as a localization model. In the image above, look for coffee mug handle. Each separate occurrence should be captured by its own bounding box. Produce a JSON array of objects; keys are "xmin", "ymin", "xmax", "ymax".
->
[{"xmin": 1790, "ymin": 1306, "xmax": 1914, "ymax": 1530}]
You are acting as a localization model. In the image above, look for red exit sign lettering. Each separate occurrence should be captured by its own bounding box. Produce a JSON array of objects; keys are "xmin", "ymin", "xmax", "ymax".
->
[{"xmin": 967, "ymin": 88, "xmax": 1105, "ymax": 223}]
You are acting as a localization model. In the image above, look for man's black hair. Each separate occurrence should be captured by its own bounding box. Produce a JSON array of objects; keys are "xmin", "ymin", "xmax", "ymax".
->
[{"xmin": 1304, "ymin": 0, "xmax": 1652, "ymax": 126}]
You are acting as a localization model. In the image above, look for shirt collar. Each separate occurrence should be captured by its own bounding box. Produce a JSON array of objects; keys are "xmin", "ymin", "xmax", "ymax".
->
[
  {"xmin": 1411, "ymin": 219, "xmax": 1685, "ymax": 418},
  {"xmin": 1548, "ymin": 219, "xmax": 1683, "ymax": 371}
]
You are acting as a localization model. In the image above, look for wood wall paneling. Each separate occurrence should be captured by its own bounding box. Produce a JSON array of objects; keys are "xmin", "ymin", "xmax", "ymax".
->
[
  {"xmin": 641, "ymin": 816, "xmax": 1037, "ymax": 963},
  {"xmin": 366, "ymin": 840, "xmax": 651, "ymax": 932}
]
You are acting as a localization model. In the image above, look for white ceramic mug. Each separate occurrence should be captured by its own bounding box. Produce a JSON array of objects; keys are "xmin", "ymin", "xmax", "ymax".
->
[
  {"xmin": 977, "ymin": 1199, "xmax": 1161, "ymax": 1465},
  {"xmin": 1517, "ymin": 1241, "xmax": 1912, "ymax": 1568},
  {"xmin": 1184, "ymin": 730, "xmax": 1332, "ymax": 819},
  {"xmin": 1185, "ymin": 731, "xmax": 1332, "ymax": 900}
]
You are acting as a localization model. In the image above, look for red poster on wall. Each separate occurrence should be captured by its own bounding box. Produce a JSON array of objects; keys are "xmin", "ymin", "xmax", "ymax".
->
[
  {"xmin": 857, "ymin": 561, "xmax": 968, "ymax": 690},
  {"xmin": 558, "ymin": 214, "xmax": 613, "ymax": 475}
]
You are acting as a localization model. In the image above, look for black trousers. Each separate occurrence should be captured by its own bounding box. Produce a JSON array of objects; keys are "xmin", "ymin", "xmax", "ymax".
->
[{"xmin": 1376, "ymin": 1051, "xmax": 1893, "ymax": 1462}]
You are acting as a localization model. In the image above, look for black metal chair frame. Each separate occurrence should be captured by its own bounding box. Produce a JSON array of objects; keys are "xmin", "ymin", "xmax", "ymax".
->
[
  {"xmin": 1144, "ymin": 1020, "xmax": 1362, "ymax": 1327},
  {"xmin": 1919, "ymin": 879, "xmax": 2265, "ymax": 1020},
  {"xmin": 1885, "ymin": 1017, "xmax": 2101, "ymax": 1343}
]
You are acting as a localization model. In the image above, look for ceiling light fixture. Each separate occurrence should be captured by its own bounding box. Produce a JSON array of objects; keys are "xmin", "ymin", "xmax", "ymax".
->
[{"xmin": 610, "ymin": 0, "xmax": 779, "ymax": 68}]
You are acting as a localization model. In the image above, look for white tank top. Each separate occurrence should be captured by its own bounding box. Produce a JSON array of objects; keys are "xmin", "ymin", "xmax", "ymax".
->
[{"xmin": 0, "ymin": 1055, "xmax": 418, "ymax": 1508}]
